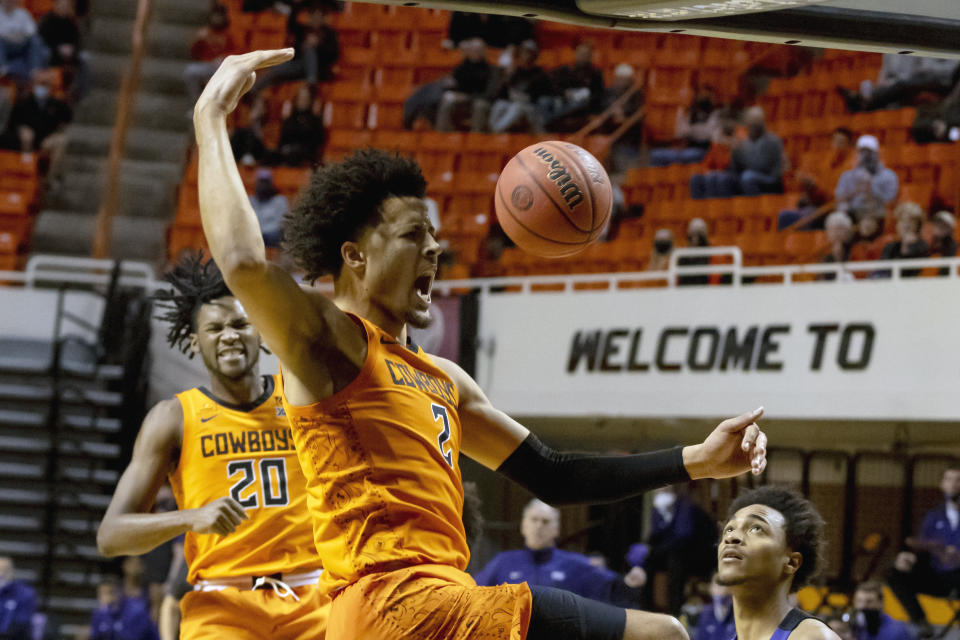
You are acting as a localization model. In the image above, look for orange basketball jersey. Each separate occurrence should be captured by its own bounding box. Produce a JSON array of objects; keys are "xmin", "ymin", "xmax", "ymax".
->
[
  {"xmin": 281, "ymin": 315, "xmax": 470, "ymax": 595},
  {"xmin": 170, "ymin": 375, "xmax": 322, "ymax": 583}
]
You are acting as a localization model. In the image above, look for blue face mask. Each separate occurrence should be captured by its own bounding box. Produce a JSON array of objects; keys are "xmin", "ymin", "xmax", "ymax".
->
[{"xmin": 33, "ymin": 85, "xmax": 49, "ymax": 100}]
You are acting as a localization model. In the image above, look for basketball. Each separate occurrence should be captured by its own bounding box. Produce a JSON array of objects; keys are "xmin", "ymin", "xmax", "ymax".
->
[{"xmin": 494, "ymin": 141, "xmax": 613, "ymax": 258}]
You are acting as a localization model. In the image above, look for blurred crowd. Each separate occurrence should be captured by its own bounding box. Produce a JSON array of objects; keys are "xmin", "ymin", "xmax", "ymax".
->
[{"xmin": 0, "ymin": 0, "xmax": 85, "ymax": 188}]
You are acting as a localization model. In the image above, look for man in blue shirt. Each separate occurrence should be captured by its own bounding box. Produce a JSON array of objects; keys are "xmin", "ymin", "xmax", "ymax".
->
[
  {"xmin": 889, "ymin": 465, "xmax": 960, "ymax": 638},
  {"xmin": 89, "ymin": 575, "xmax": 159, "ymax": 640},
  {"xmin": 632, "ymin": 486, "xmax": 717, "ymax": 615},
  {"xmin": 695, "ymin": 576, "xmax": 736, "ymax": 640},
  {"xmin": 850, "ymin": 581, "xmax": 914, "ymax": 640},
  {"xmin": 474, "ymin": 499, "xmax": 641, "ymax": 605},
  {"xmin": 0, "ymin": 556, "xmax": 36, "ymax": 640}
]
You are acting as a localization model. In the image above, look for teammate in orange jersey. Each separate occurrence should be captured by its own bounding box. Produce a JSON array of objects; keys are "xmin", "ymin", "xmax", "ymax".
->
[
  {"xmin": 195, "ymin": 49, "xmax": 768, "ymax": 640},
  {"xmin": 97, "ymin": 254, "xmax": 327, "ymax": 640}
]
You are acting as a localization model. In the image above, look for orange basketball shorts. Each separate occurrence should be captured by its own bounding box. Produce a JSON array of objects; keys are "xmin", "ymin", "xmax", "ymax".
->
[
  {"xmin": 327, "ymin": 564, "xmax": 533, "ymax": 640},
  {"xmin": 179, "ymin": 584, "xmax": 329, "ymax": 640}
]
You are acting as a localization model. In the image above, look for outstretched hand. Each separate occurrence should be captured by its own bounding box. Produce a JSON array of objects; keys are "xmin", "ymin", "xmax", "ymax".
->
[
  {"xmin": 194, "ymin": 48, "xmax": 294, "ymax": 121},
  {"xmin": 682, "ymin": 408, "xmax": 767, "ymax": 480}
]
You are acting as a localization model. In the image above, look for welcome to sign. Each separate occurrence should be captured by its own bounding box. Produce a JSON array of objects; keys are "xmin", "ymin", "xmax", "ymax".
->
[{"xmin": 475, "ymin": 279, "xmax": 960, "ymax": 421}]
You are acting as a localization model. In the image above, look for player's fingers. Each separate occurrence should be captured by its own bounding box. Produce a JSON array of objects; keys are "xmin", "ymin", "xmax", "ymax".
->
[
  {"xmin": 753, "ymin": 456, "xmax": 767, "ymax": 475},
  {"xmin": 248, "ymin": 48, "xmax": 295, "ymax": 69},
  {"xmin": 224, "ymin": 497, "xmax": 249, "ymax": 521},
  {"xmin": 720, "ymin": 407, "xmax": 764, "ymax": 433},
  {"xmin": 740, "ymin": 423, "xmax": 760, "ymax": 452},
  {"xmin": 222, "ymin": 508, "xmax": 243, "ymax": 528}
]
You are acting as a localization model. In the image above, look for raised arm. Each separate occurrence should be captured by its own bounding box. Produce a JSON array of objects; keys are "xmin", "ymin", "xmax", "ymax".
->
[
  {"xmin": 191, "ymin": 50, "xmax": 364, "ymax": 386},
  {"xmin": 97, "ymin": 400, "xmax": 247, "ymax": 557},
  {"xmin": 436, "ymin": 357, "xmax": 767, "ymax": 506}
]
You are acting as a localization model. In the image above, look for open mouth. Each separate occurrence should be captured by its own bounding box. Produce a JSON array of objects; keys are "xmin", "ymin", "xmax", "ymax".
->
[
  {"xmin": 219, "ymin": 347, "xmax": 244, "ymax": 358},
  {"xmin": 414, "ymin": 273, "xmax": 434, "ymax": 305}
]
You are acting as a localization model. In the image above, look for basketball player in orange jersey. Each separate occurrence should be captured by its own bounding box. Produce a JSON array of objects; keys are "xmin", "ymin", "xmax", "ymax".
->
[
  {"xmin": 194, "ymin": 49, "xmax": 768, "ymax": 640},
  {"xmin": 97, "ymin": 254, "xmax": 327, "ymax": 639}
]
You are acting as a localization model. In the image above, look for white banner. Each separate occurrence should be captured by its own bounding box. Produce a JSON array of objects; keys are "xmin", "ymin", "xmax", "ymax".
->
[{"xmin": 476, "ymin": 279, "xmax": 960, "ymax": 420}]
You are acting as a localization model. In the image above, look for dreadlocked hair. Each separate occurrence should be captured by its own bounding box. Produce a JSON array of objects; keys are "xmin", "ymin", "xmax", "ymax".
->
[
  {"xmin": 284, "ymin": 148, "xmax": 427, "ymax": 283},
  {"xmin": 154, "ymin": 251, "xmax": 233, "ymax": 356}
]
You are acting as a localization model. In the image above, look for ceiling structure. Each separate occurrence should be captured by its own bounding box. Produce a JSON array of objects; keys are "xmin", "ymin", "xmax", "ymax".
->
[{"xmin": 368, "ymin": 0, "xmax": 960, "ymax": 58}]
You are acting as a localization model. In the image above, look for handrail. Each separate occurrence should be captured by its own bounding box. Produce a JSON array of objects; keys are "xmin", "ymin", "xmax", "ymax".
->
[
  {"xmin": 92, "ymin": 0, "xmax": 153, "ymax": 258},
  {"xmin": 570, "ymin": 79, "xmax": 645, "ymax": 144}
]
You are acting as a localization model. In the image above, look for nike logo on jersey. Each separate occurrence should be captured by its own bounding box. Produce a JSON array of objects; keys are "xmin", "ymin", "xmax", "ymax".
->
[{"xmin": 200, "ymin": 415, "xmax": 218, "ymax": 423}]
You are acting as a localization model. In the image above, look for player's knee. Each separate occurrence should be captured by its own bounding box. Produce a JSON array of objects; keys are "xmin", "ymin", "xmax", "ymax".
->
[{"xmin": 623, "ymin": 610, "xmax": 688, "ymax": 640}]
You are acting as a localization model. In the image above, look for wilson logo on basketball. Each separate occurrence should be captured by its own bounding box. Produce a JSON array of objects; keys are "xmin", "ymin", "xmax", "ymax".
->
[{"xmin": 531, "ymin": 147, "xmax": 585, "ymax": 210}]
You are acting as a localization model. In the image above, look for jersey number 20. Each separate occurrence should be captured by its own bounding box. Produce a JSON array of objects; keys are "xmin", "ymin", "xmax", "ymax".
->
[{"xmin": 227, "ymin": 458, "xmax": 289, "ymax": 508}]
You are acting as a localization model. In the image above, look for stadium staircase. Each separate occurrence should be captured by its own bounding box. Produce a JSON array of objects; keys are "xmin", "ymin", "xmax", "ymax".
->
[
  {"xmin": 32, "ymin": 0, "xmax": 208, "ymax": 261},
  {"xmin": 0, "ymin": 260, "xmax": 153, "ymax": 635}
]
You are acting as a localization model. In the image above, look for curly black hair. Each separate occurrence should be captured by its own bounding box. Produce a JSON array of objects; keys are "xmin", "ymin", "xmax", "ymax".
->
[
  {"xmin": 727, "ymin": 486, "xmax": 825, "ymax": 591},
  {"xmin": 284, "ymin": 148, "xmax": 427, "ymax": 283},
  {"xmin": 154, "ymin": 251, "xmax": 233, "ymax": 356}
]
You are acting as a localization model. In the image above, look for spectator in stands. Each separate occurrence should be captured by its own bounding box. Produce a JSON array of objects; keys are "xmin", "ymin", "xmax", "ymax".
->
[
  {"xmin": 435, "ymin": 38, "xmax": 499, "ymax": 133},
  {"xmin": 446, "ymin": 11, "xmax": 534, "ymax": 51},
  {"xmin": 777, "ymin": 126, "xmax": 854, "ymax": 230},
  {"xmin": 839, "ymin": 54, "xmax": 959, "ymax": 113},
  {"xmin": 37, "ymin": 0, "xmax": 86, "ymax": 102},
  {"xmin": 647, "ymin": 228, "xmax": 673, "ymax": 271},
  {"xmin": 489, "ymin": 40, "xmax": 555, "ymax": 134},
  {"xmin": 474, "ymin": 499, "xmax": 642, "ymax": 606},
  {"xmin": 677, "ymin": 217, "xmax": 713, "ymax": 286},
  {"xmin": 835, "ymin": 135, "xmax": 898, "ymax": 221},
  {"xmin": 0, "ymin": 82, "xmax": 11, "ymax": 133},
  {"xmin": 0, "ymin": 556, "xmax": 36, "ymax": 640},
  {"xmin": 229, "ymin": 93, "xmax": 267, "ymax": 165},
  {"xmin": 820, "ymin": 210, "xmax": 856, "ymax": 281},
  {"xmin": 889, "ymin": 464, "xmax": 960, "ymax": 638},
  {"xmin": 929, "ymin": 210, "xmax": 957, "ymax": 260},
  {"xmin": 90, "ymin": 575, "xmax": 159, "ymax": 640},
  {"xmin": 874, "ymin": 201, "xmax": 930, "ymax": 278},
  {"xmin": 254, "ymin": 3, "xmax": 339, "ymax": 91},
  {"xmin": 849, "ymin": 580, "xmax": 914, "ymax": 640},
  {"xmin": 248, "ymin": 168, "xmax": 288, "ymax": 248},
  {"xmin": 694, "ymin": 576, "xmax": 735, "ymax": 640},
  {"xmin": 849, "ymin": 214, "xmax": 887, "ymax": 262},
  {"xmin": 690, "ymin": 106, "xmax": 783, "ymax": 198},
  {"xmin": 603, "ymin": 62, "xmax": 644, "ymax": 172},
  {"xmin": 650, "ymin": 86, "xmax": 721, "ymax": 167},
  {"xmin": 628, "ymin": 486, "xmax": 717, "ymax": 615},
  {"xmin": 276, "ymin": 84, "xmax": 325, "ymax": 165},
  {"xmin": 0, "ymin": 0, "xmax": 48, "ymax": 87},
  {"xmin": 544, "ymin": 40, "xmax": 605, "ymax": 132},
  {"xmin": 183, "ymin": 5, "xmax": 236, "ymax": 106},
  {"xmin": 826, "ymin": 615, "xmax": 856, "ymax": 640},
  {"xmin": 0, "ymin": 75, "xmax": 70, "ymax": 186}
]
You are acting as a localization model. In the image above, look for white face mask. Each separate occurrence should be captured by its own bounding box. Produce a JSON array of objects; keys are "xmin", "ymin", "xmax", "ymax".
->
[
  {"xmin": 33, "ymin": 85, "xmax": 49, "ymax": 100},
  {"xmin": 653, "ymin": 491, "xmax": 676, "ymax": 512}
]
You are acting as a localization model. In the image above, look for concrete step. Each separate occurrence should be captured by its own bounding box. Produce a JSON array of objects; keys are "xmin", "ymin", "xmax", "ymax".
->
[
  {"xmin": 146, "ymin": 21, "xmax": 195, "ymax": 60},
  {"xmin": 89, "ymin": 52, "xmax": 188, "ymax": 95},
  {"xmin": 33, "ymin": 208, "xmax": 171, "ymax": 262},
  {"xmin": 75, "ymin": 87, "xmax": 190, "ymax": 132},
  {"xmin": 85, "ymin": 16, "xmax": 134, "ymax": 56},
  {"xmin": 66, "ymin": 123, "xmax": 189, "ymax": 163},
  {"xmin": 90, "ymin": 0, "xmax": 207, "ymax": 30},
  {"xmin": 31, "ymin": 211, "xmax": 97, "ymax": 254}
]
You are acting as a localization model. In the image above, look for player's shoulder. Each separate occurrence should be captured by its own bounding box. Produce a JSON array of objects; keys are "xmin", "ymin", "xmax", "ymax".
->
[
  {"xmin": 791, "ymin": 617, "xmax": 841, "ymax": 640},
  {"xmin": 146, "ymin": 397, "xmax": 185, "ymax": 427}
]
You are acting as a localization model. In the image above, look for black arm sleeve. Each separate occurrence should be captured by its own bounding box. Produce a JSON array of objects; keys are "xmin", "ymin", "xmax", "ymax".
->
[{"xmin": 496, "ymin": 433, "xmax": 690, "ymax": 506}]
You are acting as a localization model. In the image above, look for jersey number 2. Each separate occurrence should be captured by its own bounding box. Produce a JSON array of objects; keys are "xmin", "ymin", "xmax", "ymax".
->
[
  {"xmin": 432, "ymin": 404, "xmax": 454, "ymax": 468},
  {"xmin": 227, "ymin": 458, "xmax": 289, "ymax": 508}
]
